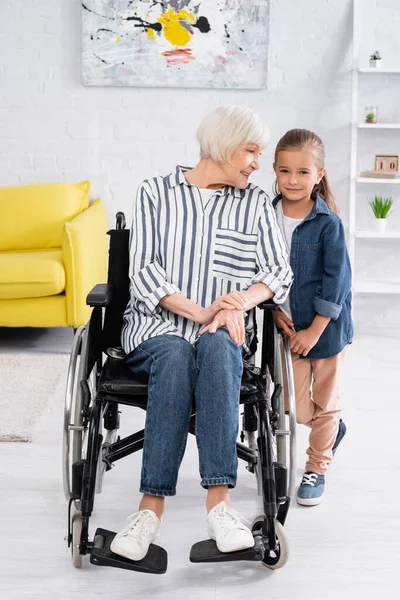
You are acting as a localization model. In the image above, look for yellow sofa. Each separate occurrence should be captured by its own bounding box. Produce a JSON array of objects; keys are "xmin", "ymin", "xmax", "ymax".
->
[{"xmin": 0, "ymin": 180, "xmax": 108, "ymax": 328}]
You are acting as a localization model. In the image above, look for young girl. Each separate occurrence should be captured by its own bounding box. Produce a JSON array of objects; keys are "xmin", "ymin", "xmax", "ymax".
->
[{"xmin": 272, "ymin": 128, "xmax": 353, "ymax": 506}]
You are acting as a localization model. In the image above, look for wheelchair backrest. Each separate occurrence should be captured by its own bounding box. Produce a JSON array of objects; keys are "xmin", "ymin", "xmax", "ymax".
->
[{"xmin": 101, "ymin": 218, "xmax": 130, "ymax": 352}]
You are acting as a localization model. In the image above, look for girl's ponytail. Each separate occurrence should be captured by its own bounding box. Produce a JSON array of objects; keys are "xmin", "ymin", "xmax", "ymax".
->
[{"xmin": 313, "ymin": 173, "xmax": 339, "ymax": 215}]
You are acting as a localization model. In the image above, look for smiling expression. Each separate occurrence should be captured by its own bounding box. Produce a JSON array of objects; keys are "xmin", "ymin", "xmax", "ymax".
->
[
  {"xmin": 274, "ymin": 146, "xmax": 326, "ymax": 203},
  {"xmin": 220, "ymin": 144, "xmax": 263, "ymax": 189}
]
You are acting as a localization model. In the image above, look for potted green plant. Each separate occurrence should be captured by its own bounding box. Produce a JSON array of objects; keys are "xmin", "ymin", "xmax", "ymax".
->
[
  {"xmin": 365, "ymin": 106, "xmax": 378, "ymax": 123},
  {"xmin": 369, "ymin": 51, "xmax": 382, "ymax": 68},
  {"xmin": 369, "ymin": 195, "xmax": 393, "ymax": 232}
]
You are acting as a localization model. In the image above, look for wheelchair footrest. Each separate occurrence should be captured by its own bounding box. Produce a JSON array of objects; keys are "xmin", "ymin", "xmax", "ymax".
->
[
  {"xmin": 90, "ymin": 528, "xmax": 167, "ymax": 574},
  {"xmin": 189, "ymin": 536, "xmax": 263, "ymax": 563}
]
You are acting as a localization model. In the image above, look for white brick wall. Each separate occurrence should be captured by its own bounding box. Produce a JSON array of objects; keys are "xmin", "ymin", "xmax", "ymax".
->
[{"xmin": 1, "ymin": 0, "xmax": 400, "ymax": 331}]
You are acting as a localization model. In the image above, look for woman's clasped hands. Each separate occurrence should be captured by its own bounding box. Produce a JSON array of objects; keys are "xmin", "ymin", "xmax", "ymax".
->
[{"xmin": 199, "ymin": 291, "xmax": 249, "ymax": 346}]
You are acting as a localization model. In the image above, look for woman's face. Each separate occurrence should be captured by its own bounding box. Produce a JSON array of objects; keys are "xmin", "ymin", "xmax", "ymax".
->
[
  {"xmin": 274, "ymin": 146, "xmax": 325, "ymax": 202},
  {"xmin": 220, "ymin": 143, "xmax": 262, "ymax": 189}
]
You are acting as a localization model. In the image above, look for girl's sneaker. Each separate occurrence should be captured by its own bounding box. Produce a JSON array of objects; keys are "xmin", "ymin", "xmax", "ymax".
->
[
  {"xmin": 297, "ymin": 472, "xmax": 325, "ymax": 506},
  {"xmin": 110, "ymin": 509, "xmax": 161, "ymax": 561},
  {"xmin": 207, "ymin": 501, "xmax": 255, "ymax": 553}
]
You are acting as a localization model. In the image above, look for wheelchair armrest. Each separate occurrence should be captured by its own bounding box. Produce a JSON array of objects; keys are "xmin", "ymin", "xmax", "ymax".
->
[
  {"xmin": 86, "ymin": 283, "xmax": 114, "ymax": 307},
  {"xmin": 257, "ymin": 299, "xmax": 277, "ymax": 310}
]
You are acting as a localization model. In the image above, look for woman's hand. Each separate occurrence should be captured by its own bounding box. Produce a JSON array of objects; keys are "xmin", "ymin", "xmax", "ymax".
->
[
  {"xmin": 199, "ymin": 291, "xmax": 249, "ymax": 325},
  {"xmin": 199, "ymin": 308, "xmax": 247, "ymax": 346},
  {"xmin": 210, "ymin": 291, "xmax": 248, "ymax": 314},
  {"xmin": 289, "ymin": 327, "xmax": 320, "ymax": 357},
  {"xmin": 272, "ymin": 310, "xmax": 295, "ymax": 338}
]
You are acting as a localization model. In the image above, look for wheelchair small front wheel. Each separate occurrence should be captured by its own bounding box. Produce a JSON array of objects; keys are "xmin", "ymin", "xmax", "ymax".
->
[
  {"xmin": 71, "ymin": 511, "xmax": 83, "ymax": 568},
  {"xmin": 262, "ymin": 519, "xmax": 289, "ymax": 570},
  {"xmin": 252, "ymin": 516, "xmax": 289, "ymax": 570}
]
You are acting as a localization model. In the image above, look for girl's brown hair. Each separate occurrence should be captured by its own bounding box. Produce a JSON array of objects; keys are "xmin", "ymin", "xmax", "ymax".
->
[{"xmin": 273, "ymin": 128, "xmax": 339, "ymax": 214}]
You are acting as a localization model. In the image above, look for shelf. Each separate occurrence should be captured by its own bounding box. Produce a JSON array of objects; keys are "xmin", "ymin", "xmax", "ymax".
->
[
  {"xmin": 358, "ymin": 68, "xmax": 400, "ymax": 73},
  {"xmin": 356, "ymin": 177, "xmax": 400, "ymax": 184},
  {"xmin": 355, "ymin": 230, "xmax": 400, "ymax": 239},
  {"xmin": 354, "ymin": 280, "xmax": 400, "ymax": 294},
  {"xmin": 358, "ymin": 123, "xmax": 400, "ymax": 129}
]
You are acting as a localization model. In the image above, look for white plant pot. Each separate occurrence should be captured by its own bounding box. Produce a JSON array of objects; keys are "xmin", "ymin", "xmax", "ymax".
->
[
  {"xmin": 369, "ymin": 59, "xmax": 382, "ymax": 68},
  {"xmin": 375, "ymin": 218, "xmax": 387, "ymax": 233}
]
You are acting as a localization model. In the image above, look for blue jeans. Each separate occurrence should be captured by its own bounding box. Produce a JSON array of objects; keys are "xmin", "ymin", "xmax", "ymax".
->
[{"xmin": 126, "ymin": 329, "xmax": 243, "ymax": 497}]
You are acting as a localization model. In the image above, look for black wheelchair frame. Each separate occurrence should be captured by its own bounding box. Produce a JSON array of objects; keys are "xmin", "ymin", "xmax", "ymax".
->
[{"xmin": 63, "ymin": 212, "xmax": 296, "ymax": 574}]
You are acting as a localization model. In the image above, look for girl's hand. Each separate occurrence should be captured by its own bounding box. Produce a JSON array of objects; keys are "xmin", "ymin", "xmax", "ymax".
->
[
  {"xmin": 289, "ymin": 328, "xmax": 320, "ymax": 357},
  {"xmin": 272, "ymin": 310, "xmax": 295, "ymax": 338},
  {"xmin": 199, "ymin": 308, "xmax": 247, "ymax": 346}
]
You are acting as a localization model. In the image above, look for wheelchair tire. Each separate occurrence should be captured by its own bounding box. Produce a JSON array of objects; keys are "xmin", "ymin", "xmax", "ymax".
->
[
  {"xmin": 63, "ymin": 325, "xmax": 97, "ymax": 504},
  {"xmin": 252, "ymin": 515, "xmax": 289, "ymax": 570},
  {"xmin": 71, "ymin": 511, "xmax": 83, "ymax": 568},
  {"xmin": 273, "ymin": 328, "xmax": 297, "ymax": 501},
  {"xmin": 63, "ymin": 326, "xmax": 85, "ymax": 501}
]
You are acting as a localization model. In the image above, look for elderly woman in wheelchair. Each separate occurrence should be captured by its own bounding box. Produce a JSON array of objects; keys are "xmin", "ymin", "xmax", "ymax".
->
[{"xmin": 64, "ymin": 105, "xmax": 296, "ymax": 573}]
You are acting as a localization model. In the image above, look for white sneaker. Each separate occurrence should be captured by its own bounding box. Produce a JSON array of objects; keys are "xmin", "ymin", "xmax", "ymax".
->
[
  {"xmin": 110, "ymin": 509, "xmax": 161, "ymax": 561},
  {"xmin": 207, "ymin": 501, "xmax": 255, "ymax": 553}
]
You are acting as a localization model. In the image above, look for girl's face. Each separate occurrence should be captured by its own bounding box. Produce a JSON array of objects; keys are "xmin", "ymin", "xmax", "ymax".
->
[
  {"xmin": 220, "ymin": 143, "xmax": 263, "ymax": 189},
  {"xmin": 273, "ymin": 146, "xmax": 326, "ymax": 202}
]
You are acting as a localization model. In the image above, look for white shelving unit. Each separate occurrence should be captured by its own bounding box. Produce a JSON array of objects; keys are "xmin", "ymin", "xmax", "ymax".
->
[
  {"xmin": 355, "ymin": 230, "xmax": 400, "ymax": 239},
  {"xmin": 358, "ymin": 68, "xmax": 400, "ymax": 73},
  {"xmin": 357, "ymin": 177, "xmax": 400, "ymax": 184},
  {"xmin": 357, "ymin": 123, "xmax": 400, "ymax": 129},
  {"xmin": 354, "ymin": 280, "xmax": 400, "ymax": 294},
  {"xmin": 349, "ymin": 0, "xmax": 400, "ymax": 295}
]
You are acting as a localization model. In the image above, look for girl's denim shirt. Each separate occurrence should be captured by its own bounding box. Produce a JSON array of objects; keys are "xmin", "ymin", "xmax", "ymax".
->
[{"xmin": 273, "ymin": 193, "xmax": 353, "ymax": 359}]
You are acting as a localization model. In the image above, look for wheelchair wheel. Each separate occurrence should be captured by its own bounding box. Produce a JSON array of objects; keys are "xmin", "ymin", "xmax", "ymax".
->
[
  {"xmin": 63, "ymin": 325, "xmax": 97, "ymax": 503},
  {"xmin": 250, "ymin": 323, "xmax": 296, "ymax": 502},
  {"xmin": 251, "ymin": 515, "xmax": 289, "ymax": 570},
  {"xmin": 273, "ymin": 327, "xmax": 297, "ymax": 500},
  {"xmin": 71, "ymin": 511, "xmax": 83, "ymax": 568}
]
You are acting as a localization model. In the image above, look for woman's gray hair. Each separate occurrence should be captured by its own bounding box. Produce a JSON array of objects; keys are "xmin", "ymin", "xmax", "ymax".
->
[{"xmin": 196, "ymin": 105, "xmax": 269, "ymax": 163}]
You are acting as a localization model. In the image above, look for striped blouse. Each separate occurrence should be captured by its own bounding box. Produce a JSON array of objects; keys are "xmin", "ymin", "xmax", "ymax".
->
[{"xmin": 121, "ymin": 165, "xmax": 292, "ymax": 354}]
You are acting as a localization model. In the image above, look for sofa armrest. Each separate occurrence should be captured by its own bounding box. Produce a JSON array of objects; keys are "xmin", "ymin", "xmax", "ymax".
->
[
  {"xmin": 62, "ymin": 199, "xmax": 108, "ymax": 328},
  {"xmin": 87, "ymin": 283, "xmax": 113, "ymax": 307}
]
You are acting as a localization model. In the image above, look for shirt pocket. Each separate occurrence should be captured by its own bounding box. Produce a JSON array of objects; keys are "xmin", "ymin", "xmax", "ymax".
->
[
  {"xmin": 213, "ymin": 228, "xmax": 257, "ymax": 281},
  {"xmin": 301, "ymin": 242, "xmax": 323, "ymax": 276}
]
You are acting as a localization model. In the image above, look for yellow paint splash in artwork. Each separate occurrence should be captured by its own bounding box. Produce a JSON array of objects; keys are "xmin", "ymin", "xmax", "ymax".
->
[
  {"xmin": 146, "ymin": 28, "xmax": 156, "ymax": 40},
  {"xmin": 157, "ymin": 8, "xmax": 196, "ymax": 47}
]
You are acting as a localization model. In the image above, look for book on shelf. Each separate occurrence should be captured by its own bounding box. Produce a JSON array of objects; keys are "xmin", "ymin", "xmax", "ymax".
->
[{"xmin": 360, "ymin": 170, "xmax": 400, "ymax": 179}]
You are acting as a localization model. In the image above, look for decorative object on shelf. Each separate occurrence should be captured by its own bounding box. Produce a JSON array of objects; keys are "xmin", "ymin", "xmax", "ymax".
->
[
  {"xmin": 82, "ymin": 0, "xmax": 270, "ymax": 89},
  {"xmin": 369, "ymin": 195, "xmax": 393, "ymax": 232},
  {"xmin": 375, "ymin": 154, "xmax": 400, "ymax": 173},
  {"xmin": 364, "ymin": 106, "xmax": 378, "ymax": 123},
  {"xmin": 369, "ymin": 50, "xmax": 382, "ymax": 68},
  {"xmin": 360, "ymin": 154, "xmax": 400, "ymax": 179}
]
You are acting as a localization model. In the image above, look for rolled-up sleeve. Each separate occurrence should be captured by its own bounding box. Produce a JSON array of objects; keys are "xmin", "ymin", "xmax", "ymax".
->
[
  {"xmin": 313, "ymin": 220, "xmax": 352, "ymax": 320},
  {"xmin": 246, "ymin": 197, "xmax": 293, "ymax": 303},
  {"xmin": 129, "ymin": 183, "xmax": 180, "ymax": 313}
]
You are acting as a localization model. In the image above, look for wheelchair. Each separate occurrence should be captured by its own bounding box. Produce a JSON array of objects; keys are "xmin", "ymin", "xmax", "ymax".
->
[{"xmin": 63, "ymin": 212, "xmax": 296, "ymax": 574}]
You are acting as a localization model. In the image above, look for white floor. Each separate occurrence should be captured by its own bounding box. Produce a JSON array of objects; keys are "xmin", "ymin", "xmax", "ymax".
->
[{"xmin": 1, "ymin": 331, "xmax": 398, "ymax": 600}]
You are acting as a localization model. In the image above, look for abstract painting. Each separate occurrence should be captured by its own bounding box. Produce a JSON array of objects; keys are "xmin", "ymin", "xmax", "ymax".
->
[{"xmin": 82, "ymin": 1, "xmax": 270, "ymax": 89}]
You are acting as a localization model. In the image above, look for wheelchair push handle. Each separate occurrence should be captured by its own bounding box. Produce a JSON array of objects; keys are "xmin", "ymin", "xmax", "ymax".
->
[{"xmin": 115, "ymin": 212, "xmax": 126, "ymax": 230}]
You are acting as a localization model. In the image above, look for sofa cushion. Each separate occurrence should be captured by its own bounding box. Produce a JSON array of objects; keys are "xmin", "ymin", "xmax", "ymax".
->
[
  {"xmin": 0, "ymin": 249, "xmax": 66, "ymax": 299},
  {"xmin": 0, "ymin": 181, "xmax": 90, "ymax": 251}
]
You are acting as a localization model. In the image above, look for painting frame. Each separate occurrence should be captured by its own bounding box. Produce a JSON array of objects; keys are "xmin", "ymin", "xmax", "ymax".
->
[{"xmin": 82, "ymin": 1, "xmax": 270, "ymax": 89}]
